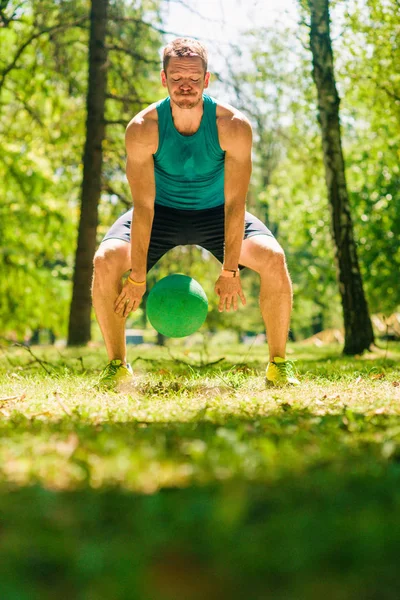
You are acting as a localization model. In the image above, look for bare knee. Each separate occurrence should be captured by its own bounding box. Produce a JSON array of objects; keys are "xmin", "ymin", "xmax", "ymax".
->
[
  {"xmin": 93, "ymin": 241, "xmax": 130, "ymax": 282},
  {"xmin": 268, "ymin": 248, "xmax": 287, "ymax": 272},
  {"xmin": 256, "ymin": 246, "xmax": 286, "ymax": 275},
  {"xmin": 259, "ymin": 248, "xmax": 292, "ymax": 292}
]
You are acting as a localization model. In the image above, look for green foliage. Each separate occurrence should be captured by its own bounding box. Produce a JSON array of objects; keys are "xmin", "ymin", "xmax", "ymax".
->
[
  {"xmin": 0, "ymin": 0, "xmax": 164, "ymax": 339},
  {"xmin": 1, "ymin": 0, "xmax": 88, "ymax": 336},
  {"xmin": 338, "ymin": 0, "xmax": 400, "ymax": 313}
]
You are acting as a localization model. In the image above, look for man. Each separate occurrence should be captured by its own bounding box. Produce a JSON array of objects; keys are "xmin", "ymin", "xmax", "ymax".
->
[{"xmin": 92, "ymin": 38, "xmax": 299, "ymax": 388}]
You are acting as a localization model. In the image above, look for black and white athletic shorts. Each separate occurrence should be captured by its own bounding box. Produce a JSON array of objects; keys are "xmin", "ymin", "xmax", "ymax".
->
[{"xmin": 102, "ymin": 203, "xmax": 274, "ymax": 272}]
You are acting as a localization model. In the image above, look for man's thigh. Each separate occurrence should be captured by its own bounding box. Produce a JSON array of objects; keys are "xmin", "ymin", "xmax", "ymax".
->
[
  {"xmin": 239, "ymin": 233, "xmax": 285, "ymax": 273},
  {"xmin": 199, "ymin": 208, "xmax": 275, "ymax": 266}
]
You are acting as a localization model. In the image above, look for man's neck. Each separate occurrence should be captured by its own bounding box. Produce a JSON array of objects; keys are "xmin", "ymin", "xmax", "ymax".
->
[{"xmin": 170, "ymin": 97, "xmax": 204, "ymax": 136}]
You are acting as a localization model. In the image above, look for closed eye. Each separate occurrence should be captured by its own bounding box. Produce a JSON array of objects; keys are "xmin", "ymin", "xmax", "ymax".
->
[{"xmin": 171, "ymin": 78, "xmax": 200, "ymax": 83}]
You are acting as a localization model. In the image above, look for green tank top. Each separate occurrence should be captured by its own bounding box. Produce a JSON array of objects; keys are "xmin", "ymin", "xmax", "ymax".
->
[{"xmin": 153, "ymin": 94, "xmax": 225, "ymax": 210}]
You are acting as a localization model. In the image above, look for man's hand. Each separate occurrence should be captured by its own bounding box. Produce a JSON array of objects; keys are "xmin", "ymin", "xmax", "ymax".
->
[
  {"xmin": 114, "ymin": 278, "xmax": 146, "ymax": 318},
  {"xmin": 214, "ymin": 274, "xmax": 246, "ymax": 312}
]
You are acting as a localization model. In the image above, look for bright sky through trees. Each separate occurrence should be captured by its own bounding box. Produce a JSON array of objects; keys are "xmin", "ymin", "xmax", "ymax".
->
[{"xmin": 161, "ymin": 0, "xmax": 299, "ymax": 66}]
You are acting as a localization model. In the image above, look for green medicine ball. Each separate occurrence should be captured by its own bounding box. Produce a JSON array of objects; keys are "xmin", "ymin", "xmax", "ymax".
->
[{"xmin": 147, "ymin": 274, "xmax": 208, "ymax": 338}]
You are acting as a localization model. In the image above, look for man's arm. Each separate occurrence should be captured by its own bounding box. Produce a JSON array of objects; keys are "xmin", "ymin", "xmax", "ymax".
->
[
  {"xmin": 214, "ymin": 113, "xmax": 252, "ymax": 311},
  {"xmin": 125, "ymin": 116, "xmax": 158, "ymax": 282},
  {"xmin": 221, "ymin": 115, "xmax": 253, "ymax": 271},
  {"xmin": 114, "ymin": 115, "xmax": 157, "ymax": 318}
]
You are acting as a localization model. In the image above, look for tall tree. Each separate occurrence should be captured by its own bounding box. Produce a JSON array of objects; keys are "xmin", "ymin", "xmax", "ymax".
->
[
  {"xmin": 307, "ymin": 0, "xmax": 374, "ymax": 354},
  {"xmin": 67, "ymin": 0, "xmax": 109, "ymax": 345}
]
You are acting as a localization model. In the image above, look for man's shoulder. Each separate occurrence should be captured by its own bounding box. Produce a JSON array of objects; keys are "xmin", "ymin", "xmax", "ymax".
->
[
  {"xmin": 125, "ymin": 102, "xmax": 159, "ymax": 152},
  {"xmin": 214, "ymin": 99, "xmax": 247, "ymax": 120},
  {"xmin": 214, "ymin": 99, "xmax": 252, "ymax": 150},
  {"xmin": 127, "ymin": 102, "xmax": 159, "ymax": 132}
]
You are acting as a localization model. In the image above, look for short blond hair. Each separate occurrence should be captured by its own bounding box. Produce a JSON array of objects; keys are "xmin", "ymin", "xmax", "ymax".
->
[{"xmin": 163, "ymin": 38, "xmax": 208, "ymax": 73}]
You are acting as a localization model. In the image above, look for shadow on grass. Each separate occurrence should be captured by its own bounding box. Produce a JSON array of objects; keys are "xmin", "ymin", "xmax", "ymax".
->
[
  {"xmin": 3, "ymin": 408, "xmax": 400, "ymax": 485},
  {"xmin": 2, "ymin": 411, "xmax": 400, "ymax": 598},
  {"xmin": 1, "ymin": 470, "xmax": 400, "ymax": 600}
]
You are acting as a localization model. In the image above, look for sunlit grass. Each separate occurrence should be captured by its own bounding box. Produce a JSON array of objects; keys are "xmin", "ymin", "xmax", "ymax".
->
[{"xmin": 0, "ymin": 340, "xmax": 399, "ymax": 492}]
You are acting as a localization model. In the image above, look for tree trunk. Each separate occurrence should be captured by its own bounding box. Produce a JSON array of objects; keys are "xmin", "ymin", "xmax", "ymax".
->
[
  {"xmin": 308, "ymin": 0, "xmax": 374, "ymax": 354},
  {"xmin": 67, "ymin": 0, "xmax": 109, "ymax": 346}
]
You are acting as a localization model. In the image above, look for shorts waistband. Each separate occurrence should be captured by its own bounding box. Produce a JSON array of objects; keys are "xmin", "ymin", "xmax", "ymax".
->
[{"xmin": 154, "ymin": 202, "xmax": 225, "ymax": 216}]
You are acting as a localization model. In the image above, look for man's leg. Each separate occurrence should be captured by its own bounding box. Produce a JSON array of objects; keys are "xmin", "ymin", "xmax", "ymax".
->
[
  {"xmin": 92, "ymin": 239, "xmax": 131, "ymax": 363},
  {"xmin": 239, "ymin": 234, "xmax": 292, "ymax": 361}
]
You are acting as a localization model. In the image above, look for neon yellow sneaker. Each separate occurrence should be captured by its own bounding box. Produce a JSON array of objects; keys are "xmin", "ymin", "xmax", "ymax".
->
[
  {"xmin": 266, "ymin": 356, "xmax": 300, "ymax": 387},
  {"xmin": 96, "ymin": 359, "xmax": 134, "ymax": 390}
]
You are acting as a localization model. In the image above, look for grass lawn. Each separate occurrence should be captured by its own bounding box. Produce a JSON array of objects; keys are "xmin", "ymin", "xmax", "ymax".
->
[{"xmin": 0, "ymin": 339, "xmax": 399, "ymax": 599}]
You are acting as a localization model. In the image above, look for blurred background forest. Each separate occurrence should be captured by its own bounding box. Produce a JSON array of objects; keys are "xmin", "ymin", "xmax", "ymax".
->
[{"xmin": 0, "ymin": 0, "xmax": 399, "ymax": 346}]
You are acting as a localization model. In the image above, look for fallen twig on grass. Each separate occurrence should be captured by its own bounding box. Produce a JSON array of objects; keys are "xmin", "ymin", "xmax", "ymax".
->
[
  {"xmin": 56, "ymin": 351, "xmax": 85, "ymax": 374},
  {"xmin": 130, "ymin": 356, "xmax": 160, "ymax": 365},
  {"xmin": 53, "ymin": 391, "xmax": 72, "ymax": 416},
  {"xmin": 14, "ymin": 343, "xmax": 56, "ymax": 374},
  {"xmin": 167, "ymin": 347, "xmax": 225, "ymax": 368},
  {"xmin": 0, "ymin": 392, "xmax": 26, "ymax": 403},
  {"xmin": 0, "ymin": 344, "xmax": 19, "ymax": 367},
  {"xmin": 76, "ymin": 356, "xmax": 85, "ymax": 373},
  {"xmin": 213, "ymin": 371, "xmax": 242, "ymax": 391}
]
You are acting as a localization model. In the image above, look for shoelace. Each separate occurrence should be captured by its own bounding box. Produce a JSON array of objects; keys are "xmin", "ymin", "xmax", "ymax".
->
[
  {"xmin": 100, "ymin": 361, "xmax": 120, "ymax": 381},
  {"xmin": 275, "ymin": 360, "xmax": 296, "ymax": 376}
]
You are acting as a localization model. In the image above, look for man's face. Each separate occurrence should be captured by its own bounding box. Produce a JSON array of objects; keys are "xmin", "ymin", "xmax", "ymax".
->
[{"xmin": 161, "ymin": 56, "xmax": 210, "ymax": 109}]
